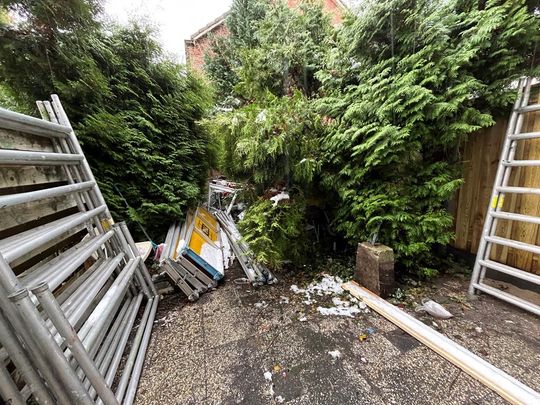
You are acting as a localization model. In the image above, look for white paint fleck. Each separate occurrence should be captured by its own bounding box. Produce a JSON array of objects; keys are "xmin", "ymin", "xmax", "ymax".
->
[
  {"xmin": 264, "ymin": 371, "xmax": 272, "ymax": 382},
  {"xmin": 328, "ymin": 350, "xmax": 341, "ymax": 359}
]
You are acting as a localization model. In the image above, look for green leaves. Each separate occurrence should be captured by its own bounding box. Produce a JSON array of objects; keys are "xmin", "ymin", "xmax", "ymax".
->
[
  {"xmin": 238, "ymin": 198, "xmax": 307, "ymax": 269},
  {"xmin": 318, "ymin": 0, "xmax": 538, "ymax": 276},
  {"xmin": 0, "ymin": 4, "xmax": 212, "ymax": 240}
]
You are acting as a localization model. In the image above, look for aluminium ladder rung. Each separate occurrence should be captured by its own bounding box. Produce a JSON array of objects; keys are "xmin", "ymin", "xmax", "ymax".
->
[
  {"xmin": 478, "ymin": 259, "xmax": 540, "ymax": 285},
  {"xmin": 0, "ymin": 205, "xmax": 106, "ymax": 263},
  {"xmin": 502, "ymin": 159, "xmax": 540, "ymax": 167},
  {"xmin": 20, "ymin": 230, "xmax": 115, "ymax": 291},
  {"xmin": 0, "ymin": 149, "xmax": 84, "ymax": 166},
  {"xmin": 0, "ymin": 181, "xmax": 95, "ymax": 209},
  {"xmin": 508, "ymin": 131, "xmax": 540, "ymax": 140},
  {"xmin": 496, "ymin": 186, "xmax": 540, "ymax": 195},
  {"xmin": 472, "ymin": 283, "xmax": 540, "ymax": 316},
  {"xmin": 516, "ymin": 103, "xmax": 540, "ymax": 114},
  {"xmin": 490, "ymin": 211, "xmax": 540, "ymax": 225},
  {"xmin": 0, "ymin": 106, "xmax": 71, "ymax": 138},
  {"xmin": 484, "ymin": 235, "xmax": 540, "ymax": 255}
]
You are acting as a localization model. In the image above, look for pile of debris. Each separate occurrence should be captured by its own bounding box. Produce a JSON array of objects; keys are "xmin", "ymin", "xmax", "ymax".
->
[{"xmin": 156, "ymin": 180, "xmax": 276, "ymax": 301}]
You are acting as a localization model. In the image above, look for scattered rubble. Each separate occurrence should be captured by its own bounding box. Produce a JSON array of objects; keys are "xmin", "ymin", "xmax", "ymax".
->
[{"xmin": 291, "ymin": 274, "xmax": 367, "ymax": 317}]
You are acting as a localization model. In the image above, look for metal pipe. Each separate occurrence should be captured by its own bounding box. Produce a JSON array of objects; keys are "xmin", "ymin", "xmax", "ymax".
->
[
  {"xmin": 1, "ymin": 205, "xmax": 106, "ymax": 263},
  {"xmin": 56, "ymin": 258, "xmax": 103, "ymax": 306},
  {"xmin": 8, "ymin": 289, "xmax": 93, "ymax": 405},
  {"xmin": 0, "ymin": 181, "xmax": 95, "ymax": 209},
  {"xmin": 62, "ymin": 254, "xmax": 125, "ymax": 325},
  {"xmin": 87, "ymin": 298, "xmax": 133, "ymax": 392},
  {"xmin": 472, "ymin": 283, "xmax": 540, "ymax": 316},
  {"xmin": 1, "ymin": 212, "xmax": 85, "ymax": 254},
  {"xmin": 0, "ymin": 278, "xmax": 71, "ymax": 404},
  {"xmin": 114, "ymin": 297, "xmax": 154, "ymax": 402},
  {"xmin": 0, "ymin": 106, "xmax": 70, "ymax": 138},
  {"xmin": 90, "ymin": 294, "xmax": 142, "ymax": 400},
  {"xmin": 119, "ymin": 222, "xmax": 157, "ymax": 296},
  {"xmin": 496, "ymin": 185, "xmax": 540, "ymax": 195},
  {"xmin": 0, "ymin": 310, "xmax": 54, "ymax": 404},
  {"xmin": 78, "ymin": 258, "xmax": 139, "ymax": 352},
  {"xmin": 114, "ymin": 225, "xmax": 151, "ymax": 298},
  {"xmin": 51, "ymin": 95, "xmax": 112, "ymax": 219},
  {"xmin": 22, "ymin": 231, "xmax": 114, "ymax": 290},
  {"xmin": 32, "ymin": 283, "xmax": 119, "ymax": 405},
  {"xmin": 0, "ymin": 149, "xmax": 83, "ymax": 165},
  {"xmin": 0, "ymin": 361, "xmax": 24, "ymax": 405},
  {"xmin": 122, "ymin": 296, "xmax": 159, "ymax": 405},
  {"xmin": 485, "ymin": 235, "xmax": 540, "ymax": 255}
]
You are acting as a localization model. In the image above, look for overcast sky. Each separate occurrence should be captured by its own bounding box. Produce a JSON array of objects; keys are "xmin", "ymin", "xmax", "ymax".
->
[{"xmin": 102, "ymin": 0, "xmax": 233, "ymax": 63}]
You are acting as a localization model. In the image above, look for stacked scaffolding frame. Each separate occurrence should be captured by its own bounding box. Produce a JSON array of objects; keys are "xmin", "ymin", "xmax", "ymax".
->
[{"xmin": 0, "ymin": 95, "xmax": 158, "ymax": 404}]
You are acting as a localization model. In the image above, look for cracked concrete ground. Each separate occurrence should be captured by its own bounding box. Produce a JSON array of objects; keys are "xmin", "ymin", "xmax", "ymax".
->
[{"xmin": 135, "ymin": 267, "xmax": 540, "ymax": 404}]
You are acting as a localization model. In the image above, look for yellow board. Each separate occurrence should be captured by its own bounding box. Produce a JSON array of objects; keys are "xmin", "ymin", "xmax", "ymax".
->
[{"xmin": 187, "ymin": 207, "xmax": 224, "ymax": 274}]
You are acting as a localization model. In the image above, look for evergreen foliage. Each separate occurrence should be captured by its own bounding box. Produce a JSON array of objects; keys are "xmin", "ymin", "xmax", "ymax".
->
[
  {"xmin": 317, "ymin": 0, "xmax": 539, "ymax": 276},
  {"xmin": 204, "ymin": 0, "xmax": 268, "ymax": 103},
  {"xmin": 204, "ymin": 1, "xmax": 333, "ymax": 269},
  {"xmin": 0, "ymin": 0, "xmax": 212, "ymax": 239},
  {"xmin": 238, "ymin": 197, "xmax": 307, "ymax": 269}
]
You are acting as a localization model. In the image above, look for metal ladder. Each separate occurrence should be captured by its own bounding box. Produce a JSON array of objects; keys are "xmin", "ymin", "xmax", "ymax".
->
[{"xmin": 469, "ymin": 76, "xmax": 540, "ymax": 316}]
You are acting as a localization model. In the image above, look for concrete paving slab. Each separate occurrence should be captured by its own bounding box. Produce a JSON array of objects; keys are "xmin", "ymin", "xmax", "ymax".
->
[{"xmin": 135, "ymin": 267, "xmax": 540, "ymax": 404}]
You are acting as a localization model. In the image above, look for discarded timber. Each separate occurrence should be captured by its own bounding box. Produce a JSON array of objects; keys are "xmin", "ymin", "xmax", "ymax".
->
[{"xmin": 343, "ymin": 281, "xmax": 540, "ymax": 405}]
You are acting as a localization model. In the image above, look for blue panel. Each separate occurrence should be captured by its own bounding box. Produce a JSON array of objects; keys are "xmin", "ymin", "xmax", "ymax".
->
[{"xmin": 184, "ymin": 248, "xmax": 223, "ymax": 281}]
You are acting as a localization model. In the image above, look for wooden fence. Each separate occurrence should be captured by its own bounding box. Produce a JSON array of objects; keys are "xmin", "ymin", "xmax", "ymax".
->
[{"xmin": 452, "ymin": 86, "xmax": 540, "ymax": 275}]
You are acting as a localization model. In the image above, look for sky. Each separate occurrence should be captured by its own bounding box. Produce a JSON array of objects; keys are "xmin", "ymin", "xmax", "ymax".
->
[{"xmin": 102, "ymin": 0, "xmax": 233, "ymax": 63}]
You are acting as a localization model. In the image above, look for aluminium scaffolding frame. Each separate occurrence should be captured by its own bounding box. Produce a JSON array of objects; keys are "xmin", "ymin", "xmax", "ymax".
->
[{"xmin": 0, "ymin": 95, "xmax": 158, "ymax": 404}]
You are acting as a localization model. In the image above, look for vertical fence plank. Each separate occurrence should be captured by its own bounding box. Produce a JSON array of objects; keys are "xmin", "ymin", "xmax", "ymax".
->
[{"xmin": 453, "ymin": 85, "xmax": 540, "ymax": 276}]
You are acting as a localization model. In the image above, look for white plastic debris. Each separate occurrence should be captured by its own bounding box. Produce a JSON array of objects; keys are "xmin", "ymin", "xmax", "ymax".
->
[
  {"xmin": 328, "ymin": 350, "xmax": 341, "ymax": 359},
  {"xmin": 317, "ymin": 305, "xmax": 361, "ymax": 318},
  {"xmin": 475, "ymin": 326, "xmax": 483, "ymax": 333},
  {"xmin": 361, "ymin": 357, "xmax": 367, "ymax": 363},
  {"xmin": 256, "ymin": 110, "xmax": 267, "ymax": 123},
  {"xmin": 255, "ymin": 301, "xmax": 268, "ymax": 309},
  {"xmin": 291, "ymin": 274, "xmax": 364, "ymax": 317},
  {"xmin": 264, "ymin": 371, "xmax": 272, "ymax": 382},
  {"xmin": 270, "ymin": 191, "xmax": 290, "ymax": 207},
  {"xmin": 276, "ymin": 395, "xmax": 285, "ymax": 403},
  {"xmin": 298, "ymin": 316, "xmax": 307, "ymax": 322},
  {"xmin": 416, "ymin": 300, "xmax": 453, "ymax": 319}
]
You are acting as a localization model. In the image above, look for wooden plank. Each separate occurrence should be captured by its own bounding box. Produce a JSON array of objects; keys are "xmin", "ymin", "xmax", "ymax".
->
[
  {"xmin": 454, "ymin": 135, "xmax": 477, "ymax": 250},
  {"xmin": 0, "ymin": 166, "xmax": 66, "ymax": 190},
  {"xmin": 0, "ymin": 195, "xmax": 77, "ymax": 232},
  {"xmin": 343, "ymin": 281, "xmax": 540, "ymax": 405},
  {"xmin": 0, "ymin": 128, "xmax": 55, "ymax": 152}
]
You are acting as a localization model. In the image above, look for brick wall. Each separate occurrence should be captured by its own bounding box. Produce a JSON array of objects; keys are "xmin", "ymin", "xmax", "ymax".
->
[
  {"xmin": 185, "ymin": 24, "xmax": 229, "ymax": 74},
  {"xmin": 185, "ymin": 0, "xmax": 345, "ymax": 73}
]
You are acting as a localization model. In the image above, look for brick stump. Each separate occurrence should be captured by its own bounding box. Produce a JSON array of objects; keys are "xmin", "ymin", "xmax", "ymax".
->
[{"xmin": 355, "ymin": 242, "xmax": 395, "ymax": 298}]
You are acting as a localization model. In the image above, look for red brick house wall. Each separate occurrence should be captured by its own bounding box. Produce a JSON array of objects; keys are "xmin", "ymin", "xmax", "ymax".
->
[
  {"xmin": 185, "ymin": 0, "xmax": 346, "ymax": 73},
  {"xmin": 185, "ymin": 23, "xmax": 229, "ymax": 74}
]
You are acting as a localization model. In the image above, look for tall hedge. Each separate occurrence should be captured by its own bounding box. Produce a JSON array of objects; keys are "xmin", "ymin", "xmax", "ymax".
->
[
  {"xmin": 318, "ymin": 0, "xmax": 539, "ymax": 275},
  {"xmin": 0, "ymin": 1, "xmax": 212, "ymax": 239}
]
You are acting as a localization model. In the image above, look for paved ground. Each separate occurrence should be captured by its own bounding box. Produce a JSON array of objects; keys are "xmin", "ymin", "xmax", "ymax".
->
[{"xmin": 135, "ymin": 267, "xmax": 540, "ymax": 404}]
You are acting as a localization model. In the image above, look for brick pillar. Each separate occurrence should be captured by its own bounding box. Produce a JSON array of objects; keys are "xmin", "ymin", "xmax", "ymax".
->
[{"xmin": 355, "ymin": 242, "xmax": 395, "ymax": 298}]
